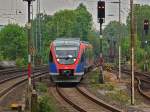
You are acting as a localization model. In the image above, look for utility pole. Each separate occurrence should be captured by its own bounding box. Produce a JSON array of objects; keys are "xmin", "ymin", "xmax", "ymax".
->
[
  {"xmin": 31, "ymin": 2, "xmax": 36, "ymax": 90},
  {"xmin": 130, "ymin": 0, "xmax": 135, "ymax": 105},
  {"xmin": 31, "ymin": 2, "xmax": 35, "ymax": 67},
  {"xmin": 38, "ymin": 0, "xmax": 42, "ymax": 56},
  {"xmin": 118, "ymin": 0, "xmax": 121, "ymax": 80},
  {"xmin": 35, "ymin": 0, "xmax": 38, "ymax": 58},
  {"xmin": 23, "ymin": 0, "xmax": 35, "ymax": 86},
  {"xmin": 23, "ymin": 0, "xmax": 35, "ymax": 110},
  {"xmin": 36, "ymin": 0, "xmax": 42, "ymax": 64}
]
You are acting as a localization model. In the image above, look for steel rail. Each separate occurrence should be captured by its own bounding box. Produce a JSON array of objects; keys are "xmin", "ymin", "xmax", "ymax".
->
[
  {"xmin": 76, "ymin": 86, "xmax": 123, "ymax": 112},
  {"xmin": 0, "ymin": 68, "xmax": 47, "ymax": 85},
  {"xmin": 56, "ymin": 85, "xmax": 123, "ymax": 112},
  {"xmin": 0, "ymin": 65, "xmax": 47, "ymax": 75},
  {"xmin": 0, "ymin": 71, "xmax": 48, "ymax": 98},
  {"xmin": 112, "ymin": 68, "xmax": 150, "ymax": 101},
  {"xmin": 137, "ymin": 79, "xmax": 150, "ymax": 100},
  {"xmin": 56, "ymin": 86, "xmax": 86, "ymax": 112}
]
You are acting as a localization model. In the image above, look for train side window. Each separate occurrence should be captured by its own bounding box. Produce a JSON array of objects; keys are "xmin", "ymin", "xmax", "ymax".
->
[{"xmin": 49, "ymin": 51, "xmax": 53, "ymax": 63}]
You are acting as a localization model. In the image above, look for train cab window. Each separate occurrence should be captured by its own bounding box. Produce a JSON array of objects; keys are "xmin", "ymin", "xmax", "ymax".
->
[{"xmin": 49, "ymin": 51, "xmax": 53, "ymax": 63}]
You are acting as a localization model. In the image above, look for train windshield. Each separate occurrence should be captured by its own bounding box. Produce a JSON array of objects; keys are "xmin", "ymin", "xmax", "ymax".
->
[{"xmin": 55, "ymin": 46, "xmax": 78, "ymax": 64}]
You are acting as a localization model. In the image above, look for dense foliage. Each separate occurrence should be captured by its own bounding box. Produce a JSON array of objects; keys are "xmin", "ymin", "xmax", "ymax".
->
[
  {"xmin": 128, "ymin": 5, "xmax": 150, "ymax": 70},
  {"xmin": 127, "ymin": 5, "xmax": 150, "ymax": 41},
  {"xmin": 103, "ymin": 5, "xmax": 150, "ymax": 70},
  {"xmin": 0, "ymin": 4, "xmax": 94, "ymax": 65},
  {"xmin": 0, "ymin": 4, "xmax": 149, "ymax": 71},
  {"xmin": 0, "ymin": 24, "xmax": 27, "ymax": 66},
  {"xmin": 32, "ymin": 3, "xmax": 96, "ymax": 63},
  {"xmin": 103, "ymin": 21, "xmax": 128, "ymax": 41},
  {"xmin": 45, "ymin": 4, "xmax": 92, "ymax": 40}
]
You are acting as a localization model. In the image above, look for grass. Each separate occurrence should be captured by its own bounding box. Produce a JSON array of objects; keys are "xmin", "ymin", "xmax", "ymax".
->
[
  {"xmin": 36, "ymin": 82, "xmax": 60, "ymax": 112},
  {"xmin": 97, "ymin": 83, "xmax": 115, "ymax": 91},
  {"xmin": 38, "ymin": 95, "xmax": 59, "ymax": 112},
  {"xmin": 88, "ymin": 69, "xmax": 131, "ymax": 105},
  {"xmin": 36, "ymin": 82, "xmax": 48, "ymax": 93},
  {"xmin": 88, "ymin": 70, "xmax": 100, "ymax": 84},
  {"xmin": 106, "ymin": 90, "xmax": 130, "ymax": 104},
  {"xmin": 88, "ymin": 69, "xmax": 116, "ymax": 91}
]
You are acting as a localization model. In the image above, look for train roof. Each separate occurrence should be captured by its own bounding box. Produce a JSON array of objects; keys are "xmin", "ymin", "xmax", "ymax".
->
[
  {"xmin": 81, "ymin": 41, "xmax": 90, "ymax": 45},
  {"xmin": 51, "ymin": 38, "xmax": 92, "ymax": 48},
  {"xmin": 53, "ymin": 38, "xmax": 80, "ymax": 47},
  {"xmin": 55, "ymin": 38, "xmax": 80, "ymax": 41}
]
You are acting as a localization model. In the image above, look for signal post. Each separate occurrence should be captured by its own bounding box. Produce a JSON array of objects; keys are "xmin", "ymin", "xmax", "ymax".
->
[
  {"xmin": 143, "ymin": 19, "xmax": 149, "ymax": 71},
  {"xmin": 97, "ymin": 1, "xmax": 105, "ymax": 83},
  {"xmin": 23, "ymin": 0, "xmax": 35, "ymax": 111}
]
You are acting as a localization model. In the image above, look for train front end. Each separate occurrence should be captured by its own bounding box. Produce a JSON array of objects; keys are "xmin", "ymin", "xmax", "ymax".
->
[{"xmin": 49, "ymin": 38, "xmax": 84, "ymax": 83}]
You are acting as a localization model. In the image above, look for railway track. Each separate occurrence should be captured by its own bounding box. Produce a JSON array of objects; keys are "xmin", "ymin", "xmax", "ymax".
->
[
  {"xmin": 116, "ymin": 69, "xmax": 150, "ymax": 101},
  {"xmin": 0, "ymin": 66, "xmax": 49, "ymax": 99},
  {"xmin": 0, "ymin": 65, "xmax": 47, "ymax": 76},
  {"xmin": 137, "ymin": 79, "xmax": 150, "ymax": 100},
  {"xmin": 0, "ymin": 65, "xmax": 47, "ymax": 84},
  {"xmin": 51, "ymin": 85, "xmax": 123, "ymax": 112}
]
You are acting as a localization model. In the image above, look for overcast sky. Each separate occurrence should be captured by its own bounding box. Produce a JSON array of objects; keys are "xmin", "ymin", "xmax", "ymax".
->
[{"xmin": 0, "ymin": 0, "xmax": 149, "ymax": 29}]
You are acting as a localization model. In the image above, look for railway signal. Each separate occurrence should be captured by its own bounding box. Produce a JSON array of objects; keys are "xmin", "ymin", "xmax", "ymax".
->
[
  {"xmin": 97, "ymin": 1, "xmax": 105, "ymax": 23},
  {"xmin": 143, "ymin": 19, "xmax": 149, "ymax": 72},
  {"xmin": 144, "ymin": 19, "xmax": 149, "ymax": 35},
  {"xmin": 97, "ymin": 1, "xmax": 105, "ymax": 83}
]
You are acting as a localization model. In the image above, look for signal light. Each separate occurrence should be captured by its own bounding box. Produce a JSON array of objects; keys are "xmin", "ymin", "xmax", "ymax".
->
[
  {"xmin": 97, "ymin": 1, "xmax": 105, "ymax": 23},
  {"xmin": 144, "ymin": 19, "xmax": 149, "ymax": 35}
]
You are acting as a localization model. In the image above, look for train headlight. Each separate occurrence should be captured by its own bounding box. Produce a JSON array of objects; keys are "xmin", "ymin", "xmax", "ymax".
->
[
  {"xmin": 57, "ymin": 59, "xmax": 60, "ymax": 62},
  {"xmin": 73, "ymin": 59, "xmax": 76, "ymax": 62}
]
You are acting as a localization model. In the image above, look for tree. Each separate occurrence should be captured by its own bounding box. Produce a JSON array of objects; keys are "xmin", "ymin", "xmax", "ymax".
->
[
  {"xmin": 75, "ymin": 3, "xmax": 92, "ymax": 40},
  {"xmin": 0, "ymin": 24, "xmax": 27, "ymax": 61},
  {"xmin": 32, "ymin": 3, "xmax": 93, "ymax": 63},
  {"xmin": 127, "ymin": 5, "xmax": 150, "ymax": 41},
  {"xmin": 103, "ymin": 21, "xmax": 128, "ymax": 41},
  {"xmin": 103, "ymin": 21, "xmax": 128, "ymax": 62},
  {"xmin": 47, "ymin": 9, "xmax": 76, "ymax": 37},
  {"xmin": 31, "ymin": 14, "xmax": 52, "ymax": 63},
  {"xmin": 126, "ymin": 5, "xmax": 150, "ymax": 70}
]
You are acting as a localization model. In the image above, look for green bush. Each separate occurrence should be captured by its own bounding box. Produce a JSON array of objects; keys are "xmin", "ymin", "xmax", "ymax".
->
[
  {"xmin": 38, "ymin": 95, "xmax": 58, "ymax": 112},
  {"xmin": 16, "ymin": 58, "xmax": 26, "ymax": 67},
  {"xmin": 89, "ymin": 70, "xmax": 100, "ymax": 84},
  {"xmin": 38, "ymin": 94, "xmax": 59, "ymax": 112},
  {"xmin": 37, "ymin": 83, "xmax": 48, "ymax": 93},
  {"xmin": 0, "ymin": 55, "xmax": 4, "ymax": 61},
  {"xmin": 37, "ymin": 83, "xmax": 59, "ymax": 112}
]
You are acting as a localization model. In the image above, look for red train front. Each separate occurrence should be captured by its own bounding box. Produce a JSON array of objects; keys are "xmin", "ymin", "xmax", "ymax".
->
[{"xmin": 49, "ymin": 38, "xmax": 93, "ymax": 83}]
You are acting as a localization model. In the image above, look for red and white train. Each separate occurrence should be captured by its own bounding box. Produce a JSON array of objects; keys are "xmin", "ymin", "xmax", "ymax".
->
[{"xmin": 49, "ymin": 38, "xmax": 94, "ymax": 83}]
